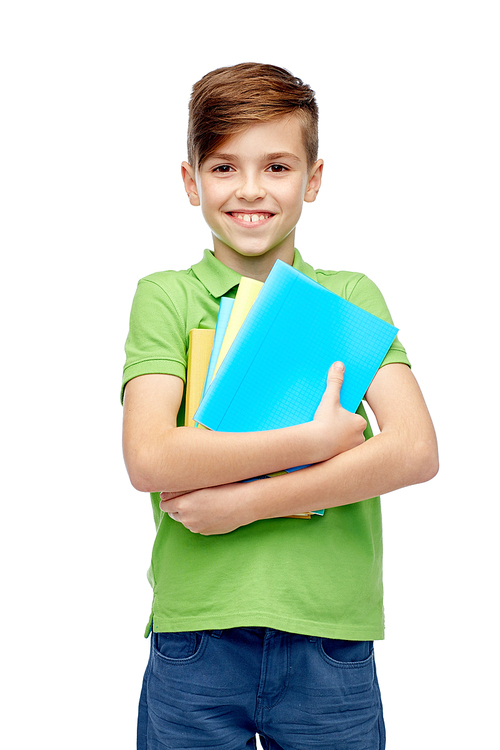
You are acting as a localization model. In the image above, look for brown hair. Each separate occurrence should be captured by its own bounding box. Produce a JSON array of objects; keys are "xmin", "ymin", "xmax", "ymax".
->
[{"xmin": 187, "ymin": 63, "xmax": 319, "ymax": 169}]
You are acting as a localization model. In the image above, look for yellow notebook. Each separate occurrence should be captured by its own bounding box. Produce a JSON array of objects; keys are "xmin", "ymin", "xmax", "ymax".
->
[
  {"xmin": 184, "ymin": 329, "xmax": 215, "ymax": 427},
  {"xmin": 212, "ymin": 277, "xmax": 263, "ymax": 379}
]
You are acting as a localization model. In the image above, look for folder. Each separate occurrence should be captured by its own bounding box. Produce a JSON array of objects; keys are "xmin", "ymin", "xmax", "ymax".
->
[{"xmin": 184, "ymin": 328, "xmax": 215, "ymax": 427}]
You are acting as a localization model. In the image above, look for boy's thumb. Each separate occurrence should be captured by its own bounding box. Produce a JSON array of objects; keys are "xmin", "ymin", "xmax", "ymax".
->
[
  {"xmin": 314, "ymin": 362, "xmax": 345, "ymax": 420},
  {"xmin": 329, "ymin": 361, "xmax": 345, "ymax": 378},
  {"xmin": 326, "ymin": 362, "xmax": 345, "ymax": 394}
]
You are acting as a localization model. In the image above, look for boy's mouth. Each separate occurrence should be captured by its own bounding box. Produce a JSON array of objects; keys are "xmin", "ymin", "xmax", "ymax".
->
[{"xmin": 227, "ymin": 211, "xmax": 274, "ymax": 225}]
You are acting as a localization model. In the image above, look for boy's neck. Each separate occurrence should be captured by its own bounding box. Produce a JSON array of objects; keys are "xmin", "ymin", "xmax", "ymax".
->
[{"xmin": 213, "ymin": 240, "xmax": 295, "ymax": 282}]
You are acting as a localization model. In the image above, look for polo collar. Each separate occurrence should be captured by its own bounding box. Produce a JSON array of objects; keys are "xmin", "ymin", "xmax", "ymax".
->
[
  {"xmin": 190, "ymin": 250, "xmax": 242, "ymax": 298},
  {"xmin": 190, "ymin": 248, "xmax": 318, "ymax": 299}
]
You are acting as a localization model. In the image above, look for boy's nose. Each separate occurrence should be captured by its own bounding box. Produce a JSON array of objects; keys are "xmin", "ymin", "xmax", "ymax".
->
[{"xmin": 234, "ymin": 175, "xmax": 266, "ymax": 202}]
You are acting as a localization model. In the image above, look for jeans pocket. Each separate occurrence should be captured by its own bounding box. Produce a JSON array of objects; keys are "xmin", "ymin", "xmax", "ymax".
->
[
  {"xmin": 153, "ymin": 631, "xmax": 204, "ymax": 661},
  {"xmin": 320, "ymin": 638, "xmax": 373, "ymax": 664}
]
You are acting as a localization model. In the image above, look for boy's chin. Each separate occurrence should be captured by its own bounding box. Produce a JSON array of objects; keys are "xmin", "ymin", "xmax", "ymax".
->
[
  {"xmin": 212, "ymin": 242, "xmax": 296, "ymax": 277},
  {"xmin": 213, "ymin": 234, "xmax": 294, "ymax": 259},
  {"xmin": 216, "ymin": 243, "xmax": 280, "ymax": 260}
]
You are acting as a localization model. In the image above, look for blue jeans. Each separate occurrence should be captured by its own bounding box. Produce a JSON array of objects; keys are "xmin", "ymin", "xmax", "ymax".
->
[{"xmin": 137, "ymin": 627, "xmax": 385, "ymax": 749}]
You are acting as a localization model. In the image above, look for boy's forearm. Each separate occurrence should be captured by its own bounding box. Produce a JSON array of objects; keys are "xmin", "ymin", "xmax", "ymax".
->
[
  {"xmin": 121, "ymin": 374, "xmax": 326, "ymax": 493},
  {"xmin": 245, "ymin": 426, "xmax": 439, "ymax": 521},
  {"xmin": 128, "ymin": 421, "xmax": 329, "ymax": 494}
]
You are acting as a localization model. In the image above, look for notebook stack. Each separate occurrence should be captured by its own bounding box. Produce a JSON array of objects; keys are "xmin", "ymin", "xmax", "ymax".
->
[{"xmin": 185, "ymin": 260, "xmax": 398, "ymax": 519}]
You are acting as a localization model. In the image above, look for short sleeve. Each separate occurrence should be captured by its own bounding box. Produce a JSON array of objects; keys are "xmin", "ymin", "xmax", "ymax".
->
[
  {"xmin": 121, "ymin": 278, "xmax": 188, "ymax": 402},
  {"xmin": 347, "ymin": 275, "xmax": 411, "ymax": 369}
]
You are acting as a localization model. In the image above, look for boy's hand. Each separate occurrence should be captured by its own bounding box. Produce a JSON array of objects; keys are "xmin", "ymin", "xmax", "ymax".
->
[
  {"xmin": 159, "ymin": 483, "xmax": 254, "ymax": 536},
  {"xmin": 312, "ymin": 362, "xmax": 367, "ymax": 457}
]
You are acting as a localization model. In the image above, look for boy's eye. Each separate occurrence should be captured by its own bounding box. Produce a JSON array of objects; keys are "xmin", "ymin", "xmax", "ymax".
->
[
  {"xmin": 212, "ymin": 165, "xmax": 234, "ymax": 173},
  {"xmin": 267, "ymin": 164, "xmax": 288, "ymax": 173}
]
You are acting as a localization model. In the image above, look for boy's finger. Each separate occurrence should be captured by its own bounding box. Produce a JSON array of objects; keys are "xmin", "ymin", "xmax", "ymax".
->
[
  {"xmin": 316, "ymin": 362, "xmax": 345, "ymax": 411},
  {"xmin": 160, "ymin": 489, "xmax": 188, "ymax": 502},
  {"xmin": 160, "ymin": 497, "xmax": 180, "ymax": 512},
  {"xmin": 326, "ymin": 361, "xmax": 345, "ymax": 387}
]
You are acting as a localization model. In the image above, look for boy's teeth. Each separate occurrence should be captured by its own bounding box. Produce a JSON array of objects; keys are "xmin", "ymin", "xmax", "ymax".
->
[{"xmin": 234, "ymin": 213, "xmax": 269, "ymax": 222}]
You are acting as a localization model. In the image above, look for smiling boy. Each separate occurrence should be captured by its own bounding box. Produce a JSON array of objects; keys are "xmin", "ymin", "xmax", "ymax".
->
[
  {"xmin": 122, "ymin": 63, "xmax": 438, "ymax": 750},
  {"xmin": 182, "ymin": 116, "xmax": 322, "ymax": 279}
]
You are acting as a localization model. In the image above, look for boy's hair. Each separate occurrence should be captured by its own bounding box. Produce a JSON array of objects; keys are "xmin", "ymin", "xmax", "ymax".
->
[{"xmin": 187, "ymin": 62, "xmax": 319, "ymax": 169}]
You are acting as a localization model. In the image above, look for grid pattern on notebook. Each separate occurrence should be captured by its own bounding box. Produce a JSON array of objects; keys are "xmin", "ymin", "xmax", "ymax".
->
[{"xmin": 195, "ymin": 261, "xmax": 397, "ymax": 433}]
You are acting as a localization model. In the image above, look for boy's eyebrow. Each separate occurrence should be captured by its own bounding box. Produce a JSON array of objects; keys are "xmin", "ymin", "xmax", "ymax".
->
[
  {"xmin": 205, "ymin": 153, "xmax": 238, "ymax": 162},
  {"xmin": 206, "ymin": 151, "xmax": 303, "ymax": 163},
  {"xmin": 265, "ymin": 152, "xmax": 302, "ymax": 163}
]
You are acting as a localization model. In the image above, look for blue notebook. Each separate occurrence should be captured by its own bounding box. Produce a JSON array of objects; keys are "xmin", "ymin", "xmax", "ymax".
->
[
  {"xmin": 195, "ymin": 260, "xmax": 398, "ymax": 433},
  {"xmin": 202, "ymin": 297, "xmax": 234, "ymax": 398}
]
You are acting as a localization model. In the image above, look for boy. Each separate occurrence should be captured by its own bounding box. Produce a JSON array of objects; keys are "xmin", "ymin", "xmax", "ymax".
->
[{"xmin": 122, "ymin": 63, "xmax": 438, "ymax": 750}]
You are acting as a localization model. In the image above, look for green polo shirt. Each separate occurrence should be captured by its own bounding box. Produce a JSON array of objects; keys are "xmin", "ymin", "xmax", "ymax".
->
[{"xmin": 122, "ymin": 249, "xmax": 410, "ymax": 639}]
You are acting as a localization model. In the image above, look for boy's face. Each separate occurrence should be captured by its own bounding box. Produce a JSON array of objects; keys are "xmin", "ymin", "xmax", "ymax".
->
[{"xmin": 182, "ymin": 116, "xmax": 323, "ymax": 278}]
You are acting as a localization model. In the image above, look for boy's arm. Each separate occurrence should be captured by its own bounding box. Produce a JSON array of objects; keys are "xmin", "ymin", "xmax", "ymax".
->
[
  {"xmin": 160, "ymin": 364, "xmax": 438, "ymax": 535},
  {"xmin": 122, "ymin": 363, "xmax": 367, "ymax": 493}
]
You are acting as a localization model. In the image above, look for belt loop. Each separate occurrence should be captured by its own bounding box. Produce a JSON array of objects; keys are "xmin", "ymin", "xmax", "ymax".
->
[
  {"xmin": 308, "ymin": 636, "xmax": 317, "ymax": 643},
  {"xmin": 210, "ymin": 630, "xmax": 223, "ymax": 638}
]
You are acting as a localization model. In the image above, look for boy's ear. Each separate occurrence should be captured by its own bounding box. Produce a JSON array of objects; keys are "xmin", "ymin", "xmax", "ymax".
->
[
  {"xmin": 181, "ymin": 161, "xmax": 201, "ymax": 206},
  {"xmin": 304, "ymin": 159, "xmax": 324, "ymax": 203}
]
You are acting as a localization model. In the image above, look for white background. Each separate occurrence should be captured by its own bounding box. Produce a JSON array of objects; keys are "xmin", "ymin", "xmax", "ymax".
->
[{"xmin": 1, "ymin": 1, "xmax": 498, "ymax": 747}]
